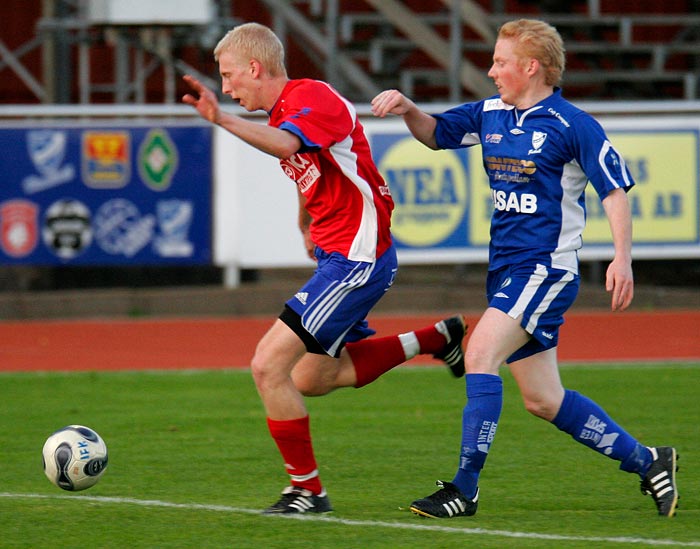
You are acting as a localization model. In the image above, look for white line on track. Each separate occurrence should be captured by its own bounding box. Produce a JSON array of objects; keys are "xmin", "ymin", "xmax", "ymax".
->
[{"xmin": 1, "ymin": 492, "xmax": 698, "ymax": 547}]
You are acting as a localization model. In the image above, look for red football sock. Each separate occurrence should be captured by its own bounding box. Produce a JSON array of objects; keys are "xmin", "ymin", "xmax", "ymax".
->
[
  {"xmin": 347, "ymin": 323, "xmax": 449, "ymax": 388},
  {"xmin": 266, "ymin": 416, "xmax": 322, "ymax": 494},
  {"xmin": 412, "ymin": 323, "xmax": 448, "ymax": 354},
  {"xmin": 346, "ymin": 335, "xmax": 407, "ymax": 388}
]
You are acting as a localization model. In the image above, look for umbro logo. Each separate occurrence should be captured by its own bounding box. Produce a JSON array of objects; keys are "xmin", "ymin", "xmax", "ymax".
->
[
  {"xmin": 295, "ymin": 292, "xmax": 308, "ymax": 305},
  {"xmin": 494, "ymin": 292, "xmax": 509, "ymax": 298}
]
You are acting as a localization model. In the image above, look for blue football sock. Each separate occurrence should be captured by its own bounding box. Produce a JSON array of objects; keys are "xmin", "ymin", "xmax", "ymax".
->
[
  {"xmin": 619, "ymin": 442, "xmax": 653, "ymax": 477},
  {"xmin": 451, "ymin": 373, "xmax": 503, "ymax": 498},
  {"xmin": 552, "ymin": 389, "xmax": 651, "ymax": 475}
]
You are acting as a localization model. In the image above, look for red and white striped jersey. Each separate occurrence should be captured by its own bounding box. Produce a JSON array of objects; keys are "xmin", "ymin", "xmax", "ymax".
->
[{"xmin": 269, "ymin": 79, "xmax": 394, "ymax": 262}]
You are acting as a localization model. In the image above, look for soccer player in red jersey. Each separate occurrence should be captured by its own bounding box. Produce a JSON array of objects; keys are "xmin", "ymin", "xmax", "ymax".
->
[{"xmin": 183, "ymin": 22, "xmax": 467, "ymax": 514}]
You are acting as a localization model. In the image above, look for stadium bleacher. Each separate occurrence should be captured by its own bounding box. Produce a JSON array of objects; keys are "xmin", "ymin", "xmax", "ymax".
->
[{"xmin": 0, "ymin": 0, "xmax": 698, "ymax": 104}]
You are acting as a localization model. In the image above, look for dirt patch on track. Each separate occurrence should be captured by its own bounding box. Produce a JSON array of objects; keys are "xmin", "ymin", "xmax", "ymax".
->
[{"xmin": 0, "ymin": 311, "xmax": 698, "ymax": 372}]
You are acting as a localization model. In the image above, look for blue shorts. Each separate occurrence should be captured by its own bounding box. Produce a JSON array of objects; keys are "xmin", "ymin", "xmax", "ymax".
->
[
  {"xmin": 283, "ymin": 244, "xmax": 398, "ymax": 357},
  {"xmin": 486, "ymin": 263, "xmax": 580, "ymax": 363}
]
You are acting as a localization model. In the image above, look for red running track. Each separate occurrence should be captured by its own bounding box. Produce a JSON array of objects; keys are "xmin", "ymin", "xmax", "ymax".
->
[{"xmin": 0, "ymin": 311, "xmax": 698, "ymax": 372}]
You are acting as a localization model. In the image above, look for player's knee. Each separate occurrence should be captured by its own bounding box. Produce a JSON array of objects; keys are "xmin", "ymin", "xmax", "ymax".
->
[
  {"xmin": 250, "ymin": 347, "xmax": 281, "ymax": 393},
  {"xmin": 522, "ymin": 397, "xmax": 559, "ymax": 421},
  {"xmin": 295, "ymin": 379, "xmax": 327, "ymax": 397},
  {"xmin": 292, "ymin": 366, "xmax": 333, "ymax": 397},
  {"xmin": 464, "ymin": 349, "xmax": 501, "ymax": 375},
  {"xmin": 249, "ymin": 352, "xmax": 267, "ymax": 389}
]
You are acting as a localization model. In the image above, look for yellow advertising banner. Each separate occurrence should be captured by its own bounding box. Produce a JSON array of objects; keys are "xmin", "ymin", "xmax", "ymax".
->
[
  {"xmin": 469, "ymin": 129, "xmax": 700, "ymax": 246},
  {"xmin": 468, "ymin": 148, "xmax": 493, "ymax": 246},
  {"xmin": 373, "ymin": 134, "xmax": 471, "ymax": 248},
  {"xmin": 583, "ymin": 131, "xmax": 699, "ymax": 243},
  {"xmin": 368, "ymin": 123, "xmax": 699, "ymax": 260}
]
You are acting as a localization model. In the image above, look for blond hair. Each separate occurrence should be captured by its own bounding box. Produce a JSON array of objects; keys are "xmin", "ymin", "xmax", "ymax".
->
[
  {"xmin": 214, "ymin": 22, "xmax": 287, "ymax": 78},
  {"xmin": 498, "ymin": 19, "xmax": 566, "ymax": 86}
]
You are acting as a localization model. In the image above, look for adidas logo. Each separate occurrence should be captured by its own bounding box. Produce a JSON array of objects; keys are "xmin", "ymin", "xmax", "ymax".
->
[
  {"xmin": 645, "ymin": 447, "xmax": 676, "ymax": 499},
  {"xmin": 442, "ymin": 497, "xmax": 468, "ymax": 517},
  {"xmin": 288, "ymin": 494, "xmax": 316, "ymax": 513},
  {"xmin": 295, "ymin": 292, "xmax": 308, "ymax": 305},
  {"xmin": 648, "ymin": 470, "xmax": 673, "ymax": 498}
]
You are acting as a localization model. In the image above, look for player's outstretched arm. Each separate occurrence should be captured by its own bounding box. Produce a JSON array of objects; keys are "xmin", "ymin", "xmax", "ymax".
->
[
  {"xmin": 182, "ymin": 74, "xmax": 222, "ymax": 124},
  {"xmin": 182, "ymin": 74, "xmax": 301, "ymax": 159}
]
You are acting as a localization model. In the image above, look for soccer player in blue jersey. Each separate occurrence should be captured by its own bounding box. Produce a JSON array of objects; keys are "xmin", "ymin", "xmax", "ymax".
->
[{"xmin": 372, "ymin": 18, "xmax": 679, "ymax": 518}]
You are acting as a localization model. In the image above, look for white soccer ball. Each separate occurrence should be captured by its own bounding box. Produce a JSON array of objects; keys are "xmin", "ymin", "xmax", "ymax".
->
[{"xmin": 42, "ymin": 425, "xmax": 108, "ymax": 491}]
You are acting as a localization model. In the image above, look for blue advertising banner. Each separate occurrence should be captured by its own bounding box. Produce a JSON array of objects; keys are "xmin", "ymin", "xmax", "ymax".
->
[{"xmin": 0, "ymin": 125, "xmax": 212, "ymax": 265}]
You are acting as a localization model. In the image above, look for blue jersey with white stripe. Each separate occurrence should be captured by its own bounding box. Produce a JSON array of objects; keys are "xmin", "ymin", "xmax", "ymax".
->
[{"xmin": 433, "ymin": 88, "xmax": 635, "ymax": 274}]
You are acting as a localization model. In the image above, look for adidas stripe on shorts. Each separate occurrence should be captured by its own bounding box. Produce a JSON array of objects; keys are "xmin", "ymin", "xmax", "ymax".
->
[
  {"xmin": 283, "ymin": 244, "xmax": 398, "ymax": 358},
  {"xmin": 486, "ymin": 262, "xmax": 580, "ymax": 363}
]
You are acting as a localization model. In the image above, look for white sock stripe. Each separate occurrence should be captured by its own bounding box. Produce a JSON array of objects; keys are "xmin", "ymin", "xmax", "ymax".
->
[
  {"xmin": 398, "ymin": 332, "xmax": 420, "ymax": 359},
  {"xmin": 290, "ymin": 469, "xmax": 319, "ymax": 483}
]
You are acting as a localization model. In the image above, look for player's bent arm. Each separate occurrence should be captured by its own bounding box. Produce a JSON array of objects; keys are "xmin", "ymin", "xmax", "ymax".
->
[
  {"xmin": 216, "ymin": 111, "xmax": 302, "ymax": 159},
  {"xmin": 402, "ymin": 106, "xmax": 440, "ymax": 150},
  {"xmin": 602, "ymin": 188, "xmax": 633, "ymax": 264},
  {"xmin": 602, "ymin": 187, "xmax": 634, "ymax": 311},
  {"xmin": 371, "ymin": 89, "xmax": 439, "ymax": 149}
]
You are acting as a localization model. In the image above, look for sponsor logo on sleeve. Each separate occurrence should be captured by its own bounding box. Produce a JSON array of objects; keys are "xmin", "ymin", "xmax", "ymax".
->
[{"xmin": 483, "ymin": 99, "xmax": 514, "ymax": 112}]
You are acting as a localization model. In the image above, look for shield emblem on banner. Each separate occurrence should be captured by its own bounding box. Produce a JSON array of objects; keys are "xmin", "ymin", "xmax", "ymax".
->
[
  {"xmin": 1, "ymin": 200, "xmax": 38, "ymax": 258},
  {"xmin": 27, "ymin": 130, "xmax": 68, "ymax": 175}
]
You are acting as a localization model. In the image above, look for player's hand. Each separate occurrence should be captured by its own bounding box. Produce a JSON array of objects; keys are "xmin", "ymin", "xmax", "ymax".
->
[
  {"xmin": 606, "ymin": 258, "xmax": 634, "ymax": 311},
  {"xmin": 182, "ymin": 75, "xmax": 221, "ymax": 124},
  {"xmin": 370, "ymin": 89, "xmax": 415, "ymax": 118}
]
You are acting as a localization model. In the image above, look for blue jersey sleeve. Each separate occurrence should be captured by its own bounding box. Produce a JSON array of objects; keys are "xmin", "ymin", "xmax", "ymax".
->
[
  {"xmin": 433, "ymin": 101, "xmax": 484, "ymax": 150},
  {"xmin": 569, "ymin": 113, "xmax": 635, "ymax": 199}
]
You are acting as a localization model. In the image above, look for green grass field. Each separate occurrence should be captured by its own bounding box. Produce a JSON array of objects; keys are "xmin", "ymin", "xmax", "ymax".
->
[{"xmin": 1, "ymin": 363, "xmax": 698, "ymax": 548}]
